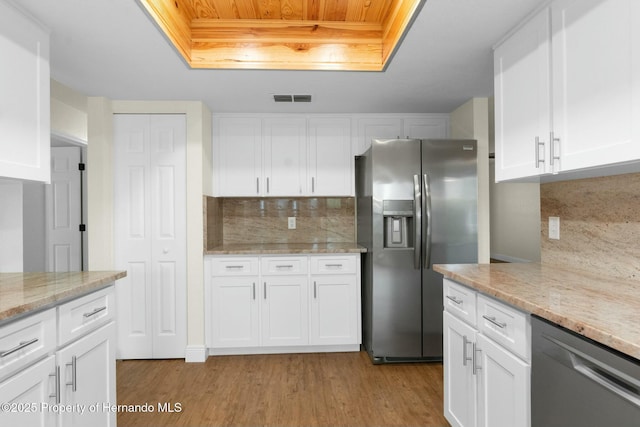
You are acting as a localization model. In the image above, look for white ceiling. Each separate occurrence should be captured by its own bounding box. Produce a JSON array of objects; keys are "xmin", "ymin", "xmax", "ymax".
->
[{"xmin": 16, "ymin": 0, "xmax": 543, "ymax": 114}]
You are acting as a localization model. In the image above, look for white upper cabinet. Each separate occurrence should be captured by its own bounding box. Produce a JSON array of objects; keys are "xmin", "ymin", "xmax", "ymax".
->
[
  {"xmin": 494, "ymin": 0, "xmax": 640, "ymax": 182},
  {"xmin": 263, "ymin": 117, "xmax": 307, "ymax": 196},
  {"xmin": 355, "ymin": 117, "xmax": 403, "ymax": 155},
  {"xmin": 494, "ymin": 7, "xmax": 552, "ymax": 181},
  {"xmin": 404, "ymin": 116, "xmax": 450, "ymax": 140},
  {"xmin": 215, "ymin": 117, "xmax": 262, "ymax": 196},
  {"xmin": 307, "ymin": 117, "xmax": 352, "ymax": 196},
  {"xmin": 0, "ymin": 0, "xmax": 50, "ymax": 183}
]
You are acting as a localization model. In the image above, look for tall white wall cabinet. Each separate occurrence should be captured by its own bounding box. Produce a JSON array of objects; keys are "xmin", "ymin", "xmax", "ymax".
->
[
  {"xmin": 0, "ymin": 0, "xmax": 50, "ymax": 183},
  {"xmin": 494, "ymin": 0, "xmax": 640, "ymax": 182},
  {"xmin": 113, "ymin": 114, "xmax": 187, "ymax": 359}
]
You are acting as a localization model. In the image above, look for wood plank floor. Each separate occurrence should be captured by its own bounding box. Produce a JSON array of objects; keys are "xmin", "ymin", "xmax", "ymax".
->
[{"xmin": 116, "ymin": 351, "xmax": 450, "ymax": 427}]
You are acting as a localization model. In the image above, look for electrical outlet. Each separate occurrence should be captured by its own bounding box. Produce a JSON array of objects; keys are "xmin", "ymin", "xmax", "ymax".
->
[
  {"xmin": 549, "ymin": 216, "xmax": 560, "ymax": 240},
  {"xmin": 288, "ymin": 217, "xmax": 296, "ymax": 229}
]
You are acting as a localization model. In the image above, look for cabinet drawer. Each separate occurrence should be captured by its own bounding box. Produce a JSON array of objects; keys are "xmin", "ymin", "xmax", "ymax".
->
[
  {"xmin": 443, "ymin": 279, "xmax": 477, "ymax": 327},
  {"xmin": 261, "ymin": 256, "xmax": 307, "ymax": 275},
  {"xmin": 0, "ymin": 308, "xmax": 56, "ymax": 381},
  {"xmin": 58, "ymin": 286, "xmax": 115, "ymax": 346},
  {"xmin": 310, "ymin": 255, "xmax": 356, "ymax": 274},
  {"xmin": 477, "ymin": 294, "xmax": 530, "ymax": 361},
  {"xmin": 211, "ymin": 257, "xmax": 259, "ymax": 276}
]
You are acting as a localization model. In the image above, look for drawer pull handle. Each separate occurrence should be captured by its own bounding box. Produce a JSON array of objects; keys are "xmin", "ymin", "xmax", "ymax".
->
[
  {"xmin": 482, "ymin": 315, "xmax": 507, "ymax": 329},
  {"xmin": 325, "ymin": 264, "xmax": 343, "ymax": 268},
  {"xmin": 446, "ymin": 295, "xmax": 463, "ymax": 305},
  {"xmin": 66, "ymin": 356, "xmax": 77, "ymax": 392},
  {"xmin": 83, "ymin": 306, "xmax": 107, "ymax": 318},
  {"xmin": 50, "ymin": 366, "xmax": 61, "ymax": 404},
  {"xmin": 1, "ymin": 338, "xmax": 39, "ymax": 358},
  {"xmin": 472, "ymin": 343, "xmax": 482, "ymax": 375},
  {"xmin": 225, "ymin": 265, "xmax": 244, "ymax": 269},
  {"xmin": 276, "ymin": 265, "xmax": 294, "ymax": 269}
]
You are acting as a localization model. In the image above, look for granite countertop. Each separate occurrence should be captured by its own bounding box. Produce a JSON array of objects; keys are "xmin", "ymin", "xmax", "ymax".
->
[
  {"xmin": 204, "ymin": 242, "xmax": 367, "ymax": 255},
  {"xmin": 0, "ymin": 271, "xmax": 127, "ymax": 323},
  {"xmin": 434, "ymin": 262, "xmax": 640, "ymax": 360}
]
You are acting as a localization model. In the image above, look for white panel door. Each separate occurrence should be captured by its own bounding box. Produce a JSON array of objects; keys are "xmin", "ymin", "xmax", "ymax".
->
[
  {"xmin": 46, "ymin": 147, "xmax": 82, "ymax": 272},
  {"xmin": 0, "ymin": 356, "xmax": 56, "ymax": 427},
  {"xmin": 263, "ymin": 117, "xmax": 307, "ymax": 196},
  {"xmin": 114, "ymin": 114, "xmax": 186, "ymax": 359},
  {"xmin": 551, "ymin": 0, "xmax": 640, "ymax": 172},
  {"xmin": 443, "ymin": 311, "xmax": 477, "ymax": 427},
  {"xmin": 494, "ymin": 7, "xmax": 552, "ymax": 181},
  {"xmin": 309, "ymin": 275, "xmax": 358, "ymax": 345},
  {"xmin": 261, "ymin": 276, "xmax": 309, "ymax": 346},
  {"xmin": 307, "ymin": 117, "xmax": 352, "ymax": 196}
]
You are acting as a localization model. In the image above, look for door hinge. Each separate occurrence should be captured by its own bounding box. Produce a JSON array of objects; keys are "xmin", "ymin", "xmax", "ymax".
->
[
  {"xmin": 78, "ymin": 163, "xmax": 86, "ymax": 171},
  {"xmin": 79, "ymin": 224, "xmax": 86, "ymax": 232}
]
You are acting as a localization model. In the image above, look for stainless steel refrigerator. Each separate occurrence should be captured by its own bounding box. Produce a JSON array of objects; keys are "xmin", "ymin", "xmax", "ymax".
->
[{"xmin": 356, "ymin": 139, "xmax": 478, "ymax": 363}]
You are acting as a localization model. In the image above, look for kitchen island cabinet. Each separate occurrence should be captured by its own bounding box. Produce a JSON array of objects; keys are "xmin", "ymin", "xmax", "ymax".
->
[{"xmin": 205, "ymin": 252, "xmax": 362, "ymax": 356}]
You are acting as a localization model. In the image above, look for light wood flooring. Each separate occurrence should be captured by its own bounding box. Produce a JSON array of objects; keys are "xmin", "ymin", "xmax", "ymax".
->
[{"xmin": 116, "ymin": 351, "xmax": 450, "ymax": 427}]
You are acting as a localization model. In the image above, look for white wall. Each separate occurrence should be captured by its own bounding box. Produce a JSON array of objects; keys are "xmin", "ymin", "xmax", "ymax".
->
[
  {"xmin": 0, "ymin": 179, "xmax": 23, "ymax": 272},
  {"xmin": 450, "ymin": 98, "xmax": 491, "ymax": 264},
  {"xmin": 87, "ymin": 100, "xmax": 212, "ymax": 362}
]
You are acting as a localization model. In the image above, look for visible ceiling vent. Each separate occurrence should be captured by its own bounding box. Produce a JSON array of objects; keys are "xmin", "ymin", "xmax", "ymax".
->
[{"xmin": 273, "ymin": 94, "xmax": 312, "ymax": 103}]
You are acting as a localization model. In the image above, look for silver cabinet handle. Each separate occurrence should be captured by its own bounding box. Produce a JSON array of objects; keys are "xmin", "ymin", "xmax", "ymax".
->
[
  {"xmin": 263, "ymin": 282, "xmax": 267, "ymax": 299},
  {"xmin": 446, "ymin": 295, "xmax": 463, "ymax": 305},
  {"xmin": 311, "ymin": 177, "xmax": 315, "ymax": 193},
  {"xmin": 50, "ymin": 366, "xmax": 61, "ymax": 404},
  {"xmin": 275, "ymin": 264, "xmax": 294, "ymax": 270},
  {"xmin": 325, "ymin": 264, "xmax": 343, "ymax": 269},
  {"xmin": 225, "ymin": 265, "xmax": 244, "ymax": 269},
  {"xmin": 472, "ymin": 342, "xmax": 481, "ymax": 375},
  {"xmin": 535, "ymin": 136, "xmax": 545, "ymax": 168},
  {"xmin": 266, "ymin": 177, "xmax": 270, "ymax": 193},
  {"xmin": 66, "ymin": 356, "xmax": 77, "ymax": 392},
  {"xmin": 313, "ymin": 281, "xmax": 317, "ymax": 299},
  {"xmin": 1, "ymin": 338, "xmax": 39, "ymax": 358},
  {"xmin": 462, "ymin": 335, "xmax": 472, "ymax": 366},
  {"xmin": 256, "ymin": 177, "xmax": 259, "ymax": 194},
  {"xmin": 482, "ymin": 315, "xmax": 507, "ymax": 329},
  {"xmin": 83, "ymin": 306, "xmax": 107, "ymax": 318},
  {"xmin": 252, "ymin": 282, "xmax": 256, "ymax": 300},
  {"xmin": 413, "ymin": 174, "xmax": 421, "ymax": 270},
  {"xmin": 550, "ymin": 132, "xmax": 561, "ymax": 167}
]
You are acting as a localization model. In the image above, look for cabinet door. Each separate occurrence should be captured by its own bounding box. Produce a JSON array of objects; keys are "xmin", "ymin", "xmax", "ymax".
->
[
  {"xmin": 494, "ymin": 7, "xmax": 552, "ymax": 181},
  {"xmin": 552, "ymin": 0, "xmax": 640, "ymax": 172},
  {"xmin": 261, "ymin": 276, "xmax": 309, "ymax": 346},
  {"xmin": 57, "ymin": 322, "xmax": 117, "ymax": 427},
  {"xmin": 443, "ymin": 311, "xmax": 477, "ymax": 427},
  {"xmin": 0, "ymin": 356, "xmax": 56, "ymax": 427},
  {"xmin": 215, "ymin": 117, "xmax": 262, "ymax": 196},
  {"xmin": 263, "ymin": 117, "xmax": 307, "ymax": 196},
  {"xmin": 209, "ymin": 276, "xmax": 260, "ymax": 348},
  {"xmin": 355, "ymin": 117, "xmax": 403, "ymax": 155},
  {"xmin": 0, "ymin": 1, "xmax": 50, "ymax": 183},
  {"xmin": 307, "ymin": 117, "xmax": 352, "ymax": 196},
  {"xmin": 310, "ymin": 275, "xmax": 358, "ymax": 345},
  {"xmin": 404, "ymin": 116, "xmax": 449, "ymax": 139},
  {"xmin": 476, "ymin": 334, "xmax": 530, "ymax": 427}
]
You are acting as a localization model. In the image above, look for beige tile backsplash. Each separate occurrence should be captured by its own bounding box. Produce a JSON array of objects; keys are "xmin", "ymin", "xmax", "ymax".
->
[
  {"xmin": 540, "ymin": 172, "xmax": 640, "ymax": 280},
  {"xmin": 204, "ymin": 196, "xmax": 356, "ymax": 248}
]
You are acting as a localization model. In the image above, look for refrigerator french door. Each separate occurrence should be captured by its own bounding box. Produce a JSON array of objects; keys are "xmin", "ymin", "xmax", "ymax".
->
[{"xmin": 357, "ymin": 139, "xmax": 478, "ymax": 363}]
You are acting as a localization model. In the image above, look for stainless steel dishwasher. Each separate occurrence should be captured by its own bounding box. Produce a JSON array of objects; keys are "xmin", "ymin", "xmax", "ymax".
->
[{"xmin": 532, "ymin": 316, "xmax": 640, "ymax": 427}]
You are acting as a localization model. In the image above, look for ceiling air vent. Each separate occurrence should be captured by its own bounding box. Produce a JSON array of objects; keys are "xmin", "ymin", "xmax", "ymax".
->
[{"xmin": 273, "ymin": 94, "xmax": 312, "ymax": 103}]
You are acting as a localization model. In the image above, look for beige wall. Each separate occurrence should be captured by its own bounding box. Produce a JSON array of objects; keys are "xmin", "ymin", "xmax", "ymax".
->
[
  {"xmin": 51, "ymin": 79, "xmax": 88, "ymax": 143},
  {"xmin": 450, "ymin": 98, "xmax": 490, "ymax": 263},
  {"xmin": 87, "ymin": 100, "xmax": 212, "ymax": 360}
]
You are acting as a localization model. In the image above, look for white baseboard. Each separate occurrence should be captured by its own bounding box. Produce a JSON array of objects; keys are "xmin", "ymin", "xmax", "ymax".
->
[
  {"xmin": 184, "ymin": 345, "xmax": 208, "ymax": 363},
  {"xmin": 207, "ymin": 344, "xmax": 361, "ymax": 356}
]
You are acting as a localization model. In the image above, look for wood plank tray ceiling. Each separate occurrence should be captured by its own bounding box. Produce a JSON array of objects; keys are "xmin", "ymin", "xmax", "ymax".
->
[{"xmin": 139, "ymin": 0, "xmax": 425, "ymax": 71}]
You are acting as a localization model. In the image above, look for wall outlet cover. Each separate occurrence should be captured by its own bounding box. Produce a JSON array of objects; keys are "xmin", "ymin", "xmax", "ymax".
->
[
  {"xmin": 288, "ymin": 217, "xmax": 296, "ymax": 229},
  {"xmin": 549, "ymin": 216, "xmax": 560, "ymax": 240}
]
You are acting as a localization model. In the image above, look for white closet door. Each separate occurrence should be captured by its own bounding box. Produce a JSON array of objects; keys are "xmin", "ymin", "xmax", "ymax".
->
[
  {"xmin": 46, "ymin": 146, "xmax": 82, "ymax": 272},
  {"xmin": 113, "ymin": 114, "xmax": 186, "ymax": 359}
]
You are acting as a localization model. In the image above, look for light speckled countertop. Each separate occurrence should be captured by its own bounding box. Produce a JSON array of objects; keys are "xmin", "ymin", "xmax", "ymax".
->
[
  {"xmin": 0, "ymin": 271, "xmax": 126, "ymax": 323},
  {"xmin": 434, "ymin": 263, "xmax": 640, "ymax": 361},
  {"xmin": 204, "ymin": 242, "xmax": 367, "ymax": 255}
]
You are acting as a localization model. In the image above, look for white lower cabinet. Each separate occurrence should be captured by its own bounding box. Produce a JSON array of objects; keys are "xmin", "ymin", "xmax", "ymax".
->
[
  {"xmin": 443, "ymin": 279, "xmax": 530, "ymax": 427},
  {"xmin": 0, "ymin": 286, "xmax": 117, "ymax": 427},
  {"xmin": 205, "ymin": 254, "xmax": 361, "ymax": 355}
]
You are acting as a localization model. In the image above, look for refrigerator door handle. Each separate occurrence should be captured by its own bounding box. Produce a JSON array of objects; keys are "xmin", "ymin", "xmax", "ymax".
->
[
  {"xmin": 423, "ymin": 173, "xmax": 432, "ymax": 269},
  {"xmin": 413, "ymin": 174, "xmax": 422, "ymax": 270}
]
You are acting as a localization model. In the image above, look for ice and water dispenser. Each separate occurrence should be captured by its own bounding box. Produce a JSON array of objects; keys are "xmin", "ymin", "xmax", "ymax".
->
[{"xmin": 383, "ymin": 200, "xmax": 414, "ymax": 249}]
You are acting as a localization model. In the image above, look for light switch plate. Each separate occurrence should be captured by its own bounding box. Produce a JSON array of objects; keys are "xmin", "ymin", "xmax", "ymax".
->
[
  {"xmin": 288, "ymin": 217, "xmax": 296, "ymax": 229},
  {"xmin": 549, "ymin": 216, "xmax": 560, "ymax": 240}
]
